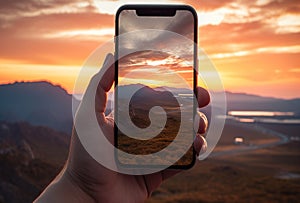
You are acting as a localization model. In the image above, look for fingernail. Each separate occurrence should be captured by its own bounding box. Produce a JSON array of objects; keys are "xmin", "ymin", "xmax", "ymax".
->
[
  {"xmin": 198, "ymin": 135, "xmax": 207, "ymax": 159},
  {"xmin": 199, "ymin": 140, "xmax": 207, "ymax": 155},
  {"xmin": 103, "ymin": 54, "xmax": 112, "ymax": 68},
  {"xmin": 194, "ymin": 111, "xmax": 208, "ymax": 135},
  {"xmin": 200, "ymin": 112, "xmax": 208, "ymax": 133}
]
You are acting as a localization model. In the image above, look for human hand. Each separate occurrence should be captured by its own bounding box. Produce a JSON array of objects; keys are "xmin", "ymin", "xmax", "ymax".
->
[{"xmin": 35, "ymin": 53, "xmax": 210, "ymax": 203}]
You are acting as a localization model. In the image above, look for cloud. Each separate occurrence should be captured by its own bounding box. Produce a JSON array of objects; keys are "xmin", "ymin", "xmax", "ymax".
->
[
  {"xmin": 1, "ymin": 12, "xmax": 113, "ymax": 34},
  {"xmin": 93, "ymin": 0, "xmax": 181, "ymax": 15},
  {"xmin": 0, "ymin": 0, "xmax": 95, "ymax": 19},
  {"xmin": 0, "ymin": 0, "xmax": 299, "ymax": 98},
  {"xmin": 43, "ymin": 28, "xmax": 115, "ymax": 41},
  {"xmin": 0, "ymin": 1, "xmax": 114, "ymax": 64},
  {"xmin": 0, "ymin": 13, "xmax": 114, "ymax": 65},
  {"xmin": 260, "ymin": 0, "xmax": 299, "ymax": 12},
  {"xmin": 119, "ymin": 50, "xmax": 193, "ymax": 77},
  {"xmin": 118, "ymin": 9, "xmax": 194, "ymax": 37},
  {"xmin": 183, "ymin": 0, "xmax": 235, "ymax": 11},
  {"xmin": 275, "ymin": 14, "xmax": 300, "ymax": 34},
  {"xmin": 210, "ymin": 45, "xmax": 300, "ymax": 59},
  {"xmin": 199, "ymin": 0, "xmax": 300, "ymax": 53},
  {"xmin": 117, "ymin": 9, "xmax": 195, "ymax": 63},
  {"xmin": 119, "ymin": 50, "xmax": 170, "ymax": 66},
  {"xmin": 200, "ymin": 17, "xmax": 300, "ymax": 55},
  {"xmin": 165, "ymin": 11, "xmax": 195, "ymax": 37}
]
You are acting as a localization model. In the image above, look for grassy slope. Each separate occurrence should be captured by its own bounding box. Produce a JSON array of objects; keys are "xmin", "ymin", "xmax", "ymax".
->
[{"xmin": 147, "ymin": 123, "xmax": 300, "ymax": 203}]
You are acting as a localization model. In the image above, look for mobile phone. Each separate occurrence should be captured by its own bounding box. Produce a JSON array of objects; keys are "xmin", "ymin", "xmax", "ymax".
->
[{"xmin": 115, "ymin": 4, "xmax": 198, "ymax": 169}]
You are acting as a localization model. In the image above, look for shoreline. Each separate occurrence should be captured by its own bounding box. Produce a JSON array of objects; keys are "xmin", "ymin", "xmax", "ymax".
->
[{"xmin": 209, "ymin": 121, "xmax": 293, "ymax": 158}]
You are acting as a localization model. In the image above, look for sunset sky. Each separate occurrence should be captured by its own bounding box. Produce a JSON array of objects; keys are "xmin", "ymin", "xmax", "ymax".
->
[
  {"xmin": 118, "ymin": 9, "xmax": 194, "ymax": 89},
  {"xmin": 0, "ymin": 0, "xmax": 299, "ymax": 98}
]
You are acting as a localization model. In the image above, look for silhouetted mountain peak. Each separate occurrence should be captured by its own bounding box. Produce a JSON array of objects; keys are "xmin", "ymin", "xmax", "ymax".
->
[
  {"xmin": 130, "ymin": 85, "xmax": 179, "ymax": 107},
  {"xmin": 0, "ymin": 81, "xmax": 73, "ymax": 133},
  {"xmin": 1, "ymin": 81, "xmax": 70, "ymax": 96},
  {"xmin": 224, "ymin": 91, "xmax": 280, "ymax": 101}
]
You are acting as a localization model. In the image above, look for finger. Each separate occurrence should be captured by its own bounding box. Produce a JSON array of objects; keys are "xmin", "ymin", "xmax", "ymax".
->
[
  {"xmin": 99, "ymin": 53, "xmax": 115, "ymax": 92},
  {"xmin": 194, "ymin": 134, "xmax": 207, "ymax": 157},
  {"xmin": 95, "ymin": 54, "xmax": 115, "ymax": 121},
  {"xmin": 143, "ymin": 88, "xmax": 210, "ymax": 193},
  {"xmin": 143, "ymin": 169, "xmax": 181, "ymax": 197},
  {"xmin": 142, "ymin": 173, "xmax": 162, "ymax": 197},
  {"xmin": 197, "ymin": 86, "xmax": 210, "ymax": 108},
  {"xmin": 144, "ymin": 134, "xmax": 208, "ymax": 194},
  {"xmin": 75, "ymin": 54, "xmax": 114, "ymax": 125},
  {"xmin": 194, "ymin": 111, "xmax": 208, "ymax": 135}
]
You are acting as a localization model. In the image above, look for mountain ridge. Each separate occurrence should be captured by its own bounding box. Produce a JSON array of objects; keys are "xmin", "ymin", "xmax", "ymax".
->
[
  {"xmin": 0, "ymin": 81, "xmax": 299, "ymax": 132},
  {"xmin": 0, "ymin": 81, "xmax": 73, "ymax": 133}
]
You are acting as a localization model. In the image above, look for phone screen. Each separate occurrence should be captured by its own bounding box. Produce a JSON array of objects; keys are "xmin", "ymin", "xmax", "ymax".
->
[{"xmin": 115, "ymin": 5, "xmax": 197, "ymax": 168}]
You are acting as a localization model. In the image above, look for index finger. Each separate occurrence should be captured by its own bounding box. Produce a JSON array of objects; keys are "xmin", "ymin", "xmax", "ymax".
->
[
  {"xmin": 95, "ymin": 54, "xmax": 115, "ymax": 118},
  {"xmin": 197, "ymin": 86, "xmax": 210, "ymax": 108}
]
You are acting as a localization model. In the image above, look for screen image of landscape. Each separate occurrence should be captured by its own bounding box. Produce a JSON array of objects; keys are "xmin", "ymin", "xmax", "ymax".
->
[{"xmin": 116, "ymin": 9, "xmax": 195, "ymax": 166}]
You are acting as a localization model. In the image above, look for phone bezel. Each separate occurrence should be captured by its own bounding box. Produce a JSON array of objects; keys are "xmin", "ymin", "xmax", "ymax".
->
[{"xmin": 114, "ymin": 4, "xmax": 198, "ymax": 170}]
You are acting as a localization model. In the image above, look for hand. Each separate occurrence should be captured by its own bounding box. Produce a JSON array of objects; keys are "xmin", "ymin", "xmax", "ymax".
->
[{"xmin": 35, "ymin": 54, "xmax": 210, "ymax": 203}]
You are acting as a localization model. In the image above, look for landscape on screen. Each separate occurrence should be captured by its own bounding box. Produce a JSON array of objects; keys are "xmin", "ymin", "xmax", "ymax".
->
[{"xmin": 116, "ymin": 83, "xmax": 194, "ymax": 166}]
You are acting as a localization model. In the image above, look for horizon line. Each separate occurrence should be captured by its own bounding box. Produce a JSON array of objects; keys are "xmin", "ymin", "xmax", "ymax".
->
[{"xmin": 1, "ymin": 80, "xmax": 299, "ymax": 100}]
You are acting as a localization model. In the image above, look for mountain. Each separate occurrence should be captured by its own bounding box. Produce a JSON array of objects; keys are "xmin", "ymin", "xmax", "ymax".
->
[
  {"xmin": 0, "ymin": 81, "xmax": 73, "ymax": 133},
  {"xmin": 0, "ymin": 81, "xmax": 299, "ymax": 133},
  {"xmin": 116, "ymin": 84, "xmax": 192, "ymax": 98},
  {"xmin": 224, "ymin": 91, "xmax": 300, "ymax": 114},
  {"xmin": 154, "ymin": 86, "xmax": 192, "ymax": 94},
  {"xmin": 0, "ymin": 121, "xmax": 69, "ymax": 203},
  {"xmin": 113, "ymin": 84, "xmax": 300, "ymax": 115},
  {"xmin": 116, "ymin": 83, "xmax": 145, "ymax": 98},
  {"xmin": 130, "ymin": 85, "xmax": 180, "ymax": 108}
]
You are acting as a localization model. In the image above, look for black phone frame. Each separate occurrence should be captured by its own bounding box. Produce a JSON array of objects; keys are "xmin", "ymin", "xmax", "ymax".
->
[{"xmin": 114, "ymin": 4, "xmax": 198, "ymax": 170}]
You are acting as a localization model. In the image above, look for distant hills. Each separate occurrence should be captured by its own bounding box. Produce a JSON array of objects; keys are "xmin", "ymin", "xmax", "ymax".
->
[
  {"xmin": 0, "ymin": 81, "xmax": 299, "ymax": 133},
  {"xmin": 117, "ymin": 83, "xmax": 192, "ymax": 97},
  {"xmin": 117, "ymin": 84, "xmax": 300, "ymax": 114},
  {"xmin": 0, "ymin": 81, "xmax": 73, "ymax": 133},
  {"xmin": 224, "ymin": 91, "xmax": 300, "ymax": 114},
  {"xmin": 0, "ymin": 121, "xmax": 69, "ymax": 203}
]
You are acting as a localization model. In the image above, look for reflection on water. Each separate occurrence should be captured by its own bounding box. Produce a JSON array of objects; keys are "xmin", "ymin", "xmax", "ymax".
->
[
  {"xmin": 228, "ymin": 111, "xmax": 295, "ymax": 117},
  {"xmin": 238, "ymin": 118, "xmax": 255, "ymax": 123},
  {"xmin": 225, "ymin": 111, "xmax": 300, "ymax": 124},
  {"xmin": 254, "ymin": 118, "xmax": 300, "ymax": 124}
]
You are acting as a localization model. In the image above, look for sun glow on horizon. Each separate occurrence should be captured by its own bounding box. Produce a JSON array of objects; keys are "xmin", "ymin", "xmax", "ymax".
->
[
  {"xmin": 0, "ymin": 63, "xmax": 81, "ymax": 94},
  {"xmin": 43, "ymin": 28, "xmax": 115, "ymax": 39},
  {"xmin": 0, "ymin": 0, "xmax": 299, "ymax": 99}
]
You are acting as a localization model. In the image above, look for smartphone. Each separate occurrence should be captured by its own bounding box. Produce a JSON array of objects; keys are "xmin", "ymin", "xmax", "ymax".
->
[{"xmin": 115, "ymin": 5, "xmax": 198, "ymax": 169}]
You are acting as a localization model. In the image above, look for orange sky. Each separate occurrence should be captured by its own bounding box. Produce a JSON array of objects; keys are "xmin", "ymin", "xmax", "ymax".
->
[
  {"xmin": 0, "ymin": 0, "xmax": 299, "ymax": 99},
  {"xmin": 119, "ymin": 51, "xmax": 194, "ymax": 89},
  {"xmin": 117, "ymin": 9, "xmax": 194, "ymax": 89}
]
